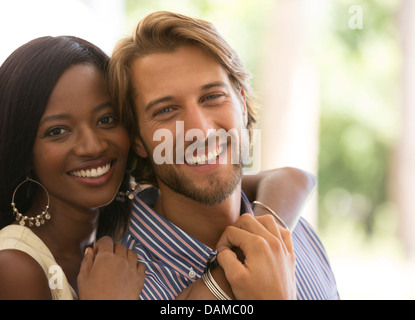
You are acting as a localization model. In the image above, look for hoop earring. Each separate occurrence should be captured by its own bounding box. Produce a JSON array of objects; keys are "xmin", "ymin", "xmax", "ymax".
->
[{"xmin": 11, "ymin": 177, "xmax": 51, "ymax": 227}]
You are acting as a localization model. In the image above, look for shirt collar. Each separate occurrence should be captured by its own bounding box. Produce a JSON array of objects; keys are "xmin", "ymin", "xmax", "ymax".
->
[{"xmin": 129, "ymin": 187, "xmax": 253, "ymax": 279}]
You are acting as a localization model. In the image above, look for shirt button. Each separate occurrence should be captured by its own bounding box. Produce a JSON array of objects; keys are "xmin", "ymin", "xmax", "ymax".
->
[{"xmin": 188, "ymin": 268, "xmax": 196, "ymax": 279}]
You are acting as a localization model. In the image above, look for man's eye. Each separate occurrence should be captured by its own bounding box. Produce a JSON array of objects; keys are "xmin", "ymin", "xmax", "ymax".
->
[
  {"xmin": 202, "ymin": 93, "xmax": 226, "ymax": 104},
  {"xmin": 154, "ymin": 107, "xmax": 174, "ymax": 118},
  {"xmin": 205, "ymin": 94, "xmax": 220, "ymax": 100},
  {"xmin": 158, "ymin": 107, "xmax": 172, "ymax": 114}
]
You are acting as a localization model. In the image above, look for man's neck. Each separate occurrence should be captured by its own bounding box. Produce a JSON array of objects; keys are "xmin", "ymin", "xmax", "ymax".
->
[{"xmin": 154, "ymin": 183, "xmax": 242, "ymax": 250}]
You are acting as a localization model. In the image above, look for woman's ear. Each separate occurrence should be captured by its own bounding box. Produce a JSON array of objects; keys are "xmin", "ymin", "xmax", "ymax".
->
[{"xmin": 133, "ymin": 136, "xmax": 148, "ymax": 158}]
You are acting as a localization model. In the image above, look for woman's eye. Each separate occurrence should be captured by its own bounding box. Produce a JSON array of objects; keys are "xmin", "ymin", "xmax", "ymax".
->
[
  {"xmin": 98, "ymin": 115, "xmax": 117, "ymax": 125},
  {"xmin": 46, "ymin": 127, "xmax": 68, "ymax": 137}
]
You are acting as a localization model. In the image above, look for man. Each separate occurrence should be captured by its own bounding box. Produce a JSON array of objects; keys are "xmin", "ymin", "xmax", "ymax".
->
[{"xmin": 109, "ymin": 11, "xmax": 339, "ymax": 300}]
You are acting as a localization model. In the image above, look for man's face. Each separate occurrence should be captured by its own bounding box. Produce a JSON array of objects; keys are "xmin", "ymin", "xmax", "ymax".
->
[{"xmin": 130, "ymin": 45, "xmax": 249, "ymax": 205}]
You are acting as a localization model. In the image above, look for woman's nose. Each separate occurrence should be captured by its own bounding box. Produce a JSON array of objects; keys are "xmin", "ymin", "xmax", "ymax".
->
[{"xmin": 73, "ymin": 128, "xmax": 108, "ymax": 157}]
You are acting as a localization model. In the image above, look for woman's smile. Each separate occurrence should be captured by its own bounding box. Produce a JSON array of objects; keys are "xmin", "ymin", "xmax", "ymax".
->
[{"xmin": 68, "ymin": 159, "xmax": 116, "ymax": 187}]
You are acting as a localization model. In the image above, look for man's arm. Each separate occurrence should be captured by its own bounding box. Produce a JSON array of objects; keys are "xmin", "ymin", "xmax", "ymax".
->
[{"xmin": 241, "ymin": 167, "xmax": 317, "ymax": 230}]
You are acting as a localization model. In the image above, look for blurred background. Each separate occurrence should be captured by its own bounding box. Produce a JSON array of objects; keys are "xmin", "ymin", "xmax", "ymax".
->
[{"xmin": 1, "ymin": 0, "xmax": 414, "ymax": 299}]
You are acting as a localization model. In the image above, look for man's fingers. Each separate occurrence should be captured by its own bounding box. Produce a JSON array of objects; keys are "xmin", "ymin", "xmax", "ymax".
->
[
  {"xmin": 233, "ymin": 214, "xmax": 266, "ymax": 233},
  {"xmin": 217, "ymin": 216, "xmax": 294, "ymax": 264},
  {"xmin": 231, "ymin": 214, "xmax": 288, "ymax": 251},
  {"xmin": 216, "ymin": 247, "xmax": 245, "ymax": 283},
  {"xmin": 278, "ymin": 227, "xmax": 294, "ymax": 254},
  {"xmin": 254, "ymin": 215, "xmax": 294, "ymax": 254},
  {"xmin": 216, "ymin": 225, "xmax": 269, "ymax": 258},
  {"xmin": 254, "ymin": 214, "xmax": 283, "ymax": 239}
]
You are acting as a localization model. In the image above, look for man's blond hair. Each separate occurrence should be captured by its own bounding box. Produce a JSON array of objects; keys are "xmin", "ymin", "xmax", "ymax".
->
[{"xmin": 108, "ymin": 11, "xmax": 257, "ymax": 186}]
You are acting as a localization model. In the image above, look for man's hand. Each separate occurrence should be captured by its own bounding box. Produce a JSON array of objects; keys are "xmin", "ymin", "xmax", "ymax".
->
[
  {"xmin": 77, "ymin": 236, "xmax": 145, "ymax": 300},
  {"xmin": 216, "ymin": 214, "xmax": 296, "ymax": 300}
]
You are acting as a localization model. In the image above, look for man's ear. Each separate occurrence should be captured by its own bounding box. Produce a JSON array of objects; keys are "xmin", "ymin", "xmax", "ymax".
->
[
  {"xmin": 240, "ymin": 88, "xmax": 248, "ymax": 126},
  {"xmin": 133, "ymin": 136, "xmax": 148, "ymax": 158}
]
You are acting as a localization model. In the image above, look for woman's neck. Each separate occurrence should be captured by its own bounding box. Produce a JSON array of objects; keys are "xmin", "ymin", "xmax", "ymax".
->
[{"xmin": 29, "ymin": 199, "xmax": 100, "ymax": 291}]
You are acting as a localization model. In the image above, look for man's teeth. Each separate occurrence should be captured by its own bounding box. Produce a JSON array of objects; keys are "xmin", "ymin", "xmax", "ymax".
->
[
  {"xmin": 187, "ymin": 145, "xmax": 224, "ymax": 165},
  {"xmin": 70, "ymin": 163, "xmax": 111, "ymax": 178}
]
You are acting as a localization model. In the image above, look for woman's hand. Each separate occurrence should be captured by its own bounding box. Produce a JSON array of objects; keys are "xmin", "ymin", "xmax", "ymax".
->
[{"xmin": 77, "ymin": 236, "xmax": 145, "ymax": 300}]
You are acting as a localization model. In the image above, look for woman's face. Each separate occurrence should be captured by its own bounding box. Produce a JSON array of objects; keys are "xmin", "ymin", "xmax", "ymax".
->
[{"xmin": 31, "ymin": 64, "xmax": 130, "ymax": 211}]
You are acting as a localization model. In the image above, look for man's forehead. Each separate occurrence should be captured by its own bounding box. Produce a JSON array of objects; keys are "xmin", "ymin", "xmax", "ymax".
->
[{"xmin": 130, "ymin": 48, "xmax": 231, "ymax": 102}]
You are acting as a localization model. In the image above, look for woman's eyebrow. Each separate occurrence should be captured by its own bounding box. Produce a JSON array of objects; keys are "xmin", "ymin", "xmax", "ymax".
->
[
  {"xmin": 93, "ymin": 101, "xmax": 112, "ymax": 113},
  {"xmin": 39, "ymin": 113, "xmax": 70, "ymax": 125},
  {"xmin": 39, "ymin": 102, "xmax": 112, "ymax": 125}
]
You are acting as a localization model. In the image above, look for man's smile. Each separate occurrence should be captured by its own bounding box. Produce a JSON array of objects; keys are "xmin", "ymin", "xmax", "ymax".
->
[{"xmin": 185, "ymin": 144, "xmax": 224, "ymax": 166}]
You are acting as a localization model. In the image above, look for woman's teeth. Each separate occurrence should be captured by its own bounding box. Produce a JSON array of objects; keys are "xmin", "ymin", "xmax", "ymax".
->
[
  {"xmin": 187, "ymin": 145, "xmax": 224, "ymax": 165},
  {"xmin": 70, "ymin": 163, "xmax": 111, "ymax": 178}
]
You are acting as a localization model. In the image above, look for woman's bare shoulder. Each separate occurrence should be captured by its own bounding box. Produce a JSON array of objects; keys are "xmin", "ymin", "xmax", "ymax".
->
[{"xmin": 0, "ymin": 249, "xmax": 52, "ymax": 299}]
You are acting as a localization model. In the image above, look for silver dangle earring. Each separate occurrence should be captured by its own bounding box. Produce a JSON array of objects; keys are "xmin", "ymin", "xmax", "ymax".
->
[
  {"xmin": 11, "ymin": 176, "xmax": 51, "ymax": 227},
  {"xmin": 115, "ymin": 184, "xmax": 140, "ymax": 202}
]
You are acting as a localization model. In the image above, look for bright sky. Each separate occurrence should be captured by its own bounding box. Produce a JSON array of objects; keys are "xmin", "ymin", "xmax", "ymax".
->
[{"xmin": 0, "ymin": 0, "xmax": 124, "ymax": 64}]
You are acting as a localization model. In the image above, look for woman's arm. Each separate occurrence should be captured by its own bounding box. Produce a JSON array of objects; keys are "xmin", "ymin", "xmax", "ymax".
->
[
  {"xmin": 242, "ymin": 167, "xmax": 317, "ymax": 230},
  {"xmin": 0, "ymin": 249, "xmax": 52, "ymax": 299}
]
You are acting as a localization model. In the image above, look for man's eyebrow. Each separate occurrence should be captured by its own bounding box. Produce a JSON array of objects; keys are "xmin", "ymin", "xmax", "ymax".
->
[
  {"xmin": 201, "ymin": 81, "xmax": 230, "ymax": 91},
  {"xmin": 39, "ymin": 102, "xmax": 112, "ymax": 125}
]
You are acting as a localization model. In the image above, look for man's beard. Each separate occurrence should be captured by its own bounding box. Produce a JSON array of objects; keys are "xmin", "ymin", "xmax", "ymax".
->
[
  {"xmin": 145, "ymin": 141, "xmax": 244, "ymax": 206},
  {"xmin": 154, "ymin": 161, "xmax": 243, "ymax": 206}
]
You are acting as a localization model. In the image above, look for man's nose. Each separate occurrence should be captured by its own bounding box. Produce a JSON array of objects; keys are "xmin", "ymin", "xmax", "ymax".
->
[
  {"xmin": 183, "ymin": 105, "xmax": 214, "ymax": 139},
  {"xmin": 73, "ymin": 128, "xmax": 108, "ymax": 157}
]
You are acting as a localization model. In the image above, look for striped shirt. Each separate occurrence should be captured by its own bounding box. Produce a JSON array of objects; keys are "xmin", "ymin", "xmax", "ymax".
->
[{"xmin": 122, "ymin": 187, "xmax": 339, "ymax": 300}]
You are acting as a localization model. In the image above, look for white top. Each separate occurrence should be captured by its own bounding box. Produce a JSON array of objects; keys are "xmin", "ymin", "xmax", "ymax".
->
[{"xmin": 0, "ymin": 225, "xmax": 77, "ymax": 300}]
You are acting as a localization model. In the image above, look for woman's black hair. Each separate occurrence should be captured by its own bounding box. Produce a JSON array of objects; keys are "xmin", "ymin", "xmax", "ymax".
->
[{"xmin": 0, "ymin": 36, "xmax": 131, "ymax": 239}]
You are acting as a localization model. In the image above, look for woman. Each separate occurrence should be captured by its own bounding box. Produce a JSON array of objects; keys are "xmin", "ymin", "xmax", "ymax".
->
[
  {"xmin": 0, "ymin": 35, "xmax": 315, "ymax": 300},
  {"xmin": 0, "ymin": 36, "xmax": 145, "ymax": 299}
]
